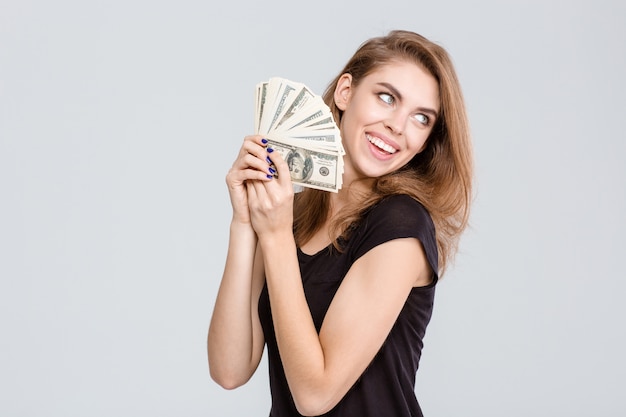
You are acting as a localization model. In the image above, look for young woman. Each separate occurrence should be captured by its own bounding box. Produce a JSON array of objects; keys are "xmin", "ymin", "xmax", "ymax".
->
[{"xmin": 207, "ymin": 30, "xmax": 473, "ymax": 417}]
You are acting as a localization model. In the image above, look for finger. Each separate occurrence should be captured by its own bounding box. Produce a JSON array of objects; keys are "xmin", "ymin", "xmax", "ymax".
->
[
  {"xmin": 245, "ymin": 180, "xmax": 263, "ymax": 215},
  {"xmin": 250, "ymin": 176, "xmax": 270, "ymax": 204},
  {"xmin": 268, "ymin": 148, "xmax": 292, "ymax": 188},
  {"xmin": 235, "ymin": 153, "xmax": 275, "ymax": 180},
  {"xmin": 240, "ymin": 135, "xmax": 272, "ymax": 163},
  {"xmin": 228, "ymin": 168, "xmax": 274, "ymax": 187},
  {"xmin": 230, "ymin": 149, "xmax": 275, "ymax": 183}
]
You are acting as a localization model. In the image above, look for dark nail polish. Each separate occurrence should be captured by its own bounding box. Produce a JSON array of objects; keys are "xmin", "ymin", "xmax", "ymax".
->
[
  {"xmin": 261, "ymin": 138, "xmax": 268, "ymax": 144},
  {"xmin": 269, "ymin": 167, "xmax": 276, "ymax": 174},
  {"xmin": 266, "ymin": 156, "xmax": 272, "ymax": 164},
  {"xmin": 267, "ymin": 147, "xmax": 274, "ymax": 153},
  {"xmin": 266, "ymin": 174, "xmax": 273, "ymax": 179}
]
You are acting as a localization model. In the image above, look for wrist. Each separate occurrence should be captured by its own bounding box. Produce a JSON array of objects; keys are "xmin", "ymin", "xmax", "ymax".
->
[
  {"xmin": 257, "ymin": 229, "xmax": 296, "ymax": 252},
  {"xmin": 229, "ymin": 219, "xmax": 256, "ymax": 236}
]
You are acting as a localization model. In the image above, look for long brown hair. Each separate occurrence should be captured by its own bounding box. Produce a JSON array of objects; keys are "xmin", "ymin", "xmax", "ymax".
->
[{"xmin": 293, "ymin": 30, "xmax": 473, "ymax": 276}]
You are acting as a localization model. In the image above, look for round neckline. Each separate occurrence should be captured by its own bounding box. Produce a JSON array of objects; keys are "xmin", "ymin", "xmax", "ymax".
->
[{"xmin": 297, "ymin": 244, "xmax": 332, "ymax": 258}]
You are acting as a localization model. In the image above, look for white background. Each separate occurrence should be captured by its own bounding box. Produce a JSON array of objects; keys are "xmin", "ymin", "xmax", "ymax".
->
[{"xmin": 1, "ymin": 0, "xmax": 625, "ymax": 415}]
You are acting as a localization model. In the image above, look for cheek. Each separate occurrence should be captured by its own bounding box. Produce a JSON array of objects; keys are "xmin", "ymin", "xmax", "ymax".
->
[
  {"xmin": 407, "ymin": 128, "xmax": 431, "ymax": 153},
  {"xmin": 344, "ymin": 99, "xmax": 380, "ymax": 126}
]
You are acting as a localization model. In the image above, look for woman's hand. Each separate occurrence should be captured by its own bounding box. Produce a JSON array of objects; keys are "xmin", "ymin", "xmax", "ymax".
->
[
  {"xmin": 246, "ymin": 148, "xmax": 295, "ymax": 239},
  {"xmin": 225, "ymin": 135, "xmax": 275, "ymax": 224}
]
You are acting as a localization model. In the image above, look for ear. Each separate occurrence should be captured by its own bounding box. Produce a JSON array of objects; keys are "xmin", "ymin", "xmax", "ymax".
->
[{"xmin": 334, "ymin": 73, "xmax": 353, "ymax": 111}]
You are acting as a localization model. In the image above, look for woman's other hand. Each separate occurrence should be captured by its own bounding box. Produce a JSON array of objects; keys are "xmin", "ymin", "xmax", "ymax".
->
[
  {"xmin": 246, "ymin": 147, "xmax": 295, "ymax": 239},
  {"xmin": 225, "ymin": 135, "xmax": 276, "ymax": 224}
]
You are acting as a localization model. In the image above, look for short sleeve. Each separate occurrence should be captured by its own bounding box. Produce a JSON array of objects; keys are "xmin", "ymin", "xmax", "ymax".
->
[{"xmin": 349, "ymin": 194, "xmax": 438, "ymax": 278}]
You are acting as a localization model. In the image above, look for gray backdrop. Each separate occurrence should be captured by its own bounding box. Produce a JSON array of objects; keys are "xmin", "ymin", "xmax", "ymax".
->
[{"xmin": 1, "ymin": 0, "xmax": 625, "ymax": 415}]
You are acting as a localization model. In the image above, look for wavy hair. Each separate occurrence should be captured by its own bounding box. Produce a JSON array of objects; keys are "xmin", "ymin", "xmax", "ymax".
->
[{"xmin": 293, "ymin": 30, "xmax": 473, "ymax": 276}]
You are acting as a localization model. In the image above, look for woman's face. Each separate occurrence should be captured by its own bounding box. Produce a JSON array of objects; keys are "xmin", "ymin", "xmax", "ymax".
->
[{"xmin": 334, "ymin": 60, "xmax": 440, "ymax": 181}]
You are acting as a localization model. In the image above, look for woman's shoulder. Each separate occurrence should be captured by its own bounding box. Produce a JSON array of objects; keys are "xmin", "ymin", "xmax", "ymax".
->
[
  {"xmin": 365, "ymin": 194, "xmax": 434, "ymax": 232},
  {"xmin": 348, "ymin": 194, "xmax": 438, "ymax": 270}
]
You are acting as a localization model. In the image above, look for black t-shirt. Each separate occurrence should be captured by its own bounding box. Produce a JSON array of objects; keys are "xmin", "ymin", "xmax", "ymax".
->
[{"xmin": 258, "ymin": 194, "xmax": 439, "ymax": 417}]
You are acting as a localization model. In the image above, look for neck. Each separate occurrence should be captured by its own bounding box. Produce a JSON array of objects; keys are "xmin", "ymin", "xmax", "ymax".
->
[{"xmin": 331, "ymin": 177, "xmax": 375, "ymax": 216}]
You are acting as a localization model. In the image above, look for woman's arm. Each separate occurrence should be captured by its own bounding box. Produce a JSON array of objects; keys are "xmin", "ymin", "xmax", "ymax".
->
[
  {"xmin": 207, "ymin": 135, "xmax": 276, "ymax": 389},
  {"xmin": 207, "ymin": 224, "xmax": 266, "ymax": 389},
  {"xmin": 246, "ymin": 154, "xmax": 432, "ymax": 416}
]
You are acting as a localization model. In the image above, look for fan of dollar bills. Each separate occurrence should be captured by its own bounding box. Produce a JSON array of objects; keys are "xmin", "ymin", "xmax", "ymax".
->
[{"xmin": 254, "ymin": 77, "xmax": 344, "ymax": 192}]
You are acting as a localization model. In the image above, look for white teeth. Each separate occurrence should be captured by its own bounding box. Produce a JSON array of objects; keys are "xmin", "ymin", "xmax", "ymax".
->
[{"xmin": 366, "ymin": 134, "xmax": 397, "ymax": 154}]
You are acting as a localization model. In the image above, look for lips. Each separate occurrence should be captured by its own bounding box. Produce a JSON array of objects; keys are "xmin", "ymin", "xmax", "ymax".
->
[{"xmin": 366, "ymin": 133, "xmax": 398, "ymax": 154}]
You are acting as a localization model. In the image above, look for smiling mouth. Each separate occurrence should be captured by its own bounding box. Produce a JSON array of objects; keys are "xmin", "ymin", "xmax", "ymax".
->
[{"xmin": 366, "ymin": 134, "xmax": 397, "ymax": 154}]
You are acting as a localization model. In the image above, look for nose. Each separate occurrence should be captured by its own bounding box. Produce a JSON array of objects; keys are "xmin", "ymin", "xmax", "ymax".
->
[{"xmin": 384, "ymin": 111, "xmax": 405, "ymax": 135}]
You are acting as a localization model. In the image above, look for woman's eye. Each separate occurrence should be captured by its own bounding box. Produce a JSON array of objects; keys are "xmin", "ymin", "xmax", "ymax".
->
[
  {"xmin": 379, "ymin": 93, "xmax": 394, "ymax": 105},
  {"xmin": 414, "ymin": 113, "xmax": 429, "ymax": 125}
]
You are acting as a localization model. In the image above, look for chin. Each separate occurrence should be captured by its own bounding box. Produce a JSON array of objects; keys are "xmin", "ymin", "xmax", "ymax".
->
[{"xmin": 360, "ymin": 167, "xmax": 395, "ymax": 180}]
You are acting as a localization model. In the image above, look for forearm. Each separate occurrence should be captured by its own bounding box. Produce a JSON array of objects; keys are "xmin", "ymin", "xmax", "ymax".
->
[
  {"xmin": 260, "ymin": 232, "xmax": 330, "ymax": 411},
  {"xmin": 208, "ymin": 220, "xmax": 262, "ymax": 387}
]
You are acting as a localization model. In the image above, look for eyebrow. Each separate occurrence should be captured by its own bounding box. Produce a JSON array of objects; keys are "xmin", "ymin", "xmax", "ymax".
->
[{"xmin": 377, "ymin": 82, "xmax": 439, "ymax": 118}]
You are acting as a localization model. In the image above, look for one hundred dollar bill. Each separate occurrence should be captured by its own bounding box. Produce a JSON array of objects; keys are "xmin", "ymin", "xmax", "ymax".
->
[{"xmin": 264, "ymin": 138, "xmax": 340, "ymax": 192}]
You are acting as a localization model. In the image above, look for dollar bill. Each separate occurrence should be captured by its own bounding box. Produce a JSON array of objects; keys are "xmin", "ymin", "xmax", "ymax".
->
[
  {"xmin": 273, "ymin": 84, "xmax": 315, "ymax": 131},
  {"xmin": 264, "ymin": 138, "xmax": 340, "ymax": 192},
  {"xmin": 279, "ymin": 132, "xmax": 343, "ymax": 153},
  {"xmin": 255, "ymin": 82, "xmax": 268, "ymax": 134},
  {"xmin": 265, "ymin": 81, "xmax": 297, "ymax": 133}
]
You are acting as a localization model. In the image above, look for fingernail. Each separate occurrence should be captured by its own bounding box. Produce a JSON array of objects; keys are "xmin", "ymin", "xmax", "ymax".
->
[
  {"xmin": 266, "ymin": 156, "xmax": 272, "ymax": 164},
  {"xmin": 261, "ymin": 138, "xmax": 268, "ymax": 144},
  {"xmin": 269, "ymin": 167, "xmax": 276, "ymax": 174},
  {"xmin": 266, "ymin": 174, "xmax": 273, "ymax": 179},
  {"xmin": 267, "ymin": 147, "xmax": 274, "ymax": 153}
]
